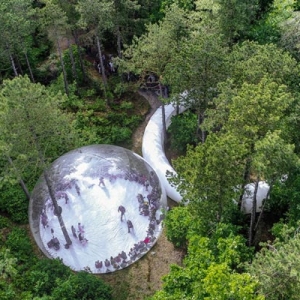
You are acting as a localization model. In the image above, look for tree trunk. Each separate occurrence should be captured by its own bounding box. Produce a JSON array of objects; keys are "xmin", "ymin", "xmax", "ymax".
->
[
  {"xmin": 24, "ymin": 50, "xmax": 35, "ymax": 83},
  {"xmin": 116, "ymin": 25, "xmax": 122, "ymax": 58},
  {"xmin": 24, "ymin": 108, "xmax": 72, "ymax": 247},
  {"xmin": 16, "ymin": 55, "xmax": 24, "ymax": 75},
  {"xmin": 238, "ymin": 151, "xmax": 253, "ymax": 210},
  {"xmin": 56, "ymin": 37, "xmax": 69, "ymax": 96},
  {"xmin": 73, "ymin": 30, "xmax": 87, "ymax": 83},
  {"xmin": 43, "ymin": 170, "xmax": 72, "ymax": 247},
  {"xmin": 8, "ymin": 48, "xmax": 18, "ymax": 77},
  {"xmin": 249, "ymin": 178, "xmax": 259, "ymax": 246},
  {"xmin": 67, "ymin": 38, "xmax": 78, "ymax": 84},
  {"xmin": 254, "ymin": 183, "xmax": 272, "ymax": 232},
  {"xmin": 96, "ymin": 35, "xmax": 107, "ymax": 85},
  {"xmin": 7, "ymin": 155, "xmax": 31, "ymax": 200},
  {"xmin": 197, "ymin": 111, "xmax": 206, "ymax": 143}
]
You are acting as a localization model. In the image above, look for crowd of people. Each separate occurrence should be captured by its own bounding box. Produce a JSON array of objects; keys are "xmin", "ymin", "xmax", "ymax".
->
[{"xmin": 40, "ymin": 166, "xmax": 165, "ymax": 273}]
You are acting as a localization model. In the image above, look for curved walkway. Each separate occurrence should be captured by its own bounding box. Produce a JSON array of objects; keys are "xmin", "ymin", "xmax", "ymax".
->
[
  {"xmin": 142, "ymin": 102, "xmax": 187, "ymax": 203},
  {"xmin": 141, "ymin": 101, "xmax": 269, "ymax": 213}
]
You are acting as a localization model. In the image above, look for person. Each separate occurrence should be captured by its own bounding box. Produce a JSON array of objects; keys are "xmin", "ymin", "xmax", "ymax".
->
[
  {"xmin": 127, "ymin": 220, "xmax": 133, "ymax": 233},
  {"xmin": 118, "ymin": 205, "xmax": 126, "ymax": 221},
  {"xmin": 71, "ymin": 225, "xmax": 77, "ymax": 238},
  {"xmin": 144, "ymin": 236, "xmax": 151, "ymax": 244},
  {"xmin": 105, "ymin": 259, "xmax": 110, "ymax": 267},
  {"xmin": 144, "ymin": 179, "xmax": 150, "ymax": 191},
  {"xmin": 41, "ymin": 211, "xmax": 48, "ymax": 229},
  {"xmin": 109, "ymin": 61, "xmax": 115, "ymax": 73},
  {"xmin": 95, "ymin": 260, "xmax": 103, "ymax": 269},
  {"xmin": 78, "ymin": 232, "xmax": 84, "ymax": 242},
  {"xmin": 99, "ymin": 177, "xmax": 105, "ymax": 187},
  {"xmin": 78, "ymin": 222, "xmax": 84, "ymax": 234},
  {"xmin": 120, "ymin": 250, "xmax": 127, "ymax": 260}
]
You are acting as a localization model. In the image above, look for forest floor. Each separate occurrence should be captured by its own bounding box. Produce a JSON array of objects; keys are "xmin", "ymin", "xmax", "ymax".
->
[{"xmin": 97, "ymin": 90, "xmax": 185, "ymax": 300}]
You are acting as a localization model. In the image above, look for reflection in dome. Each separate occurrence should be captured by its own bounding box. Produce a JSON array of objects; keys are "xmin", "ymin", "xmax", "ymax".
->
[{"xmin": 29, "ymin": 145, "xmax": 167, "ymax": 273}]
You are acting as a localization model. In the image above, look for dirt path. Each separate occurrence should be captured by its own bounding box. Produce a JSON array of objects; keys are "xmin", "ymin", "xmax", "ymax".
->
[
  {"xmin": 131, "ymin": 89, "xmax": 162, "ymax": 155},
  {"xmin": 98, "ymin": 90, "xmax": 183, "ymax": 300}
]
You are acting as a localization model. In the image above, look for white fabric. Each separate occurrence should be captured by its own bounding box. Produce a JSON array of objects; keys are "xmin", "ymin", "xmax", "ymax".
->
[
  {"xmin": 241, "ymin": 181, "xmax": 270, "ymax": 214},
  {"xmin": 142, "ymin": 103, "xmax": 187, "ymax": 202},
  {"xmin": 142, "ymin": 102, "xmax": 271, "ymax": 214}
]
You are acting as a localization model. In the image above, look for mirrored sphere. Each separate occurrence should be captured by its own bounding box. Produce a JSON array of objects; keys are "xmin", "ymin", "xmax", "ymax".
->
[{"xmin": 29, "ymin": 144, "xmax": 167, "ymax": 273}]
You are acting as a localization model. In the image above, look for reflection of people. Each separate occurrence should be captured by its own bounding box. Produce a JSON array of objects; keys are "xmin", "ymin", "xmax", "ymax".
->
[
  {"xmin": 105, "ymin": 259, "xmax": 110, "ymax": 267},
  {"xmin": 127, "ymin": 220, "xmax": 133, "ymax": 233},
  {"xmin": 144, "ymin": 236, "xmax": 151, "ymax": 244},
  {"xmin": 95, "ymin": 260, "xmax": 103, "ymax": 269},
  {"xmin": 118, "ymin": 205, "xmax": 126, "ymax": 221},
  {"xmin": 41, "ymin": 211, "xmax": 48, "ymax": 228},
  {"xmin": 144, "ymin": 179, "xmax": 150, "ymax": 191},
  {"xmin": 78, "ymin": 222, "xmax": 84, "ymax": 233},
  {"xmin": 71, "ymin": 225, "xmax": 77, "ymax": 238},
  {"xmin": 99, "ymin": 177, "xmax": 105, "ymax": 187}
]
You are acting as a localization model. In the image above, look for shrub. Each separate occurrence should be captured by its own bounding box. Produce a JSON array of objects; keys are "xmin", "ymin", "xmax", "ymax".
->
[
  {"xmin": 167, "ymin": 111, "xmax": 198, "ymax": 154},
  {"xmin": 5, "ymin": 228, "xmax": 35, "ymax": 265},
  {"xmin": 164, "ymin": 206, "xmax": 193, "ymax": 248},
  {"xmin": 51, "ymin": 271, "xmax": 113, "ymax": 300},
  {"xmin": 0, "ymin": 183, "xmax": 28, "ymax": 223},
  {"xmin": 21, "ymin": 258, "xmax": 71, "ymax": 297}
]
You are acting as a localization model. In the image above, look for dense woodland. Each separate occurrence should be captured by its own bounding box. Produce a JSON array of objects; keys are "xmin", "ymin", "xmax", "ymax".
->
[{"xmin": 2, "ymin": 0, "xmax": 300, "ymax": 299}]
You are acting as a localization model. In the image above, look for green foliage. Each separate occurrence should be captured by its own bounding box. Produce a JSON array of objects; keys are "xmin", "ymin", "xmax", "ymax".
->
[
  {"xmin": 164, "ymin": 206, "xmax": 193, "ymax": 248},
  {"xmin": 0, "ymin": 216, "xmax": 11, "ymax": 229},
  {"xmin": 151, "ymin": 224, "xmax": 261, "ymax": 299},
  {"xmin": 202, "ymin": 263, "xmax": 264, "ymax": 300},
  {"xmin": 227, "ymin": 41, "xmax": 300, "ymax": 90},
  {"xmin": 0, "ymin": 248, "xmax": 18, "ymax": 280},
  {"xmin": 0, "ymin": 183, "xmax": 28, "ymax": 223},
  {"xmin": 73, "ymin": 101, "xmax": 142, "ymax": 146},
  {"xmin": 62, "ymin": 45, "xmax": 86, "ymax": 86},
  {"xmin": 215, "ymin": 0, "xmax": 259, "ymax": 45},
  {"xmin": 21, "ymin": 258, "xmax": 71, "ymax": 297},
  {"xmin": 171, "ymin": 133, "xmax": 246, "ymax": 235},
  {"xmin": 0, "ymin": 76, "xmax": 79, "ymax": 202},
  {"xmin": 160, "ymin": 0, "xmax": 195, "ymax": 12},
  {"xmin": 247, "ymin": 229, "xmax": 300, "ymax": 300},
  {"xmin": 51, "ymin": 271, "xmax": 113, "ymax": 300},
  {"xmin": 268, "ymin": 170, "xmax": 300, "ymax": 224},
  {"xmin": 5, "ymin": 228, "xmax": 35, "ymax": 266},
  {"xmin": 167, "ymin": 111, "xmax": 197, "ymax": 154}
]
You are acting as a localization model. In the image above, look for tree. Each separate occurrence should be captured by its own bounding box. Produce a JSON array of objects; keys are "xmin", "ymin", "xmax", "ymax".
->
[
  {"xmin": 215, "ymin": 0, "xmax": 259, "ymax": 46},
  {"xmin": 251, "ymin": 131, "xmax": 299, "ymax": 231},
  {"xmin": 249, "ymin": 0, "xmax": 295, "ymax": 43},
  {"xmin": 0, "ymin": 75, "xmax": 78, "ymax": 229},
  {"xmin": 76, "ymin": 0, "xmax": 114, "ymax": 96},
  {"xmin": 111, "ymin": 0, "xmax": 140, "ymax": 58},
  {"xmin": 227, "ymin": 41, "xmax": 300, "ymax": 91},
  {"xmin": 151, "ymin": 224, "xmax": 262, "ymax": 300},
  {"xmin": 119, "ymin": 4, "xmax": 189, "ymax": 142},
  {"xmin": 0, "ymin": 76, "xmax": 77, "ymax": 189},
  {"xmin": 39, "ymin": 0, "xmax": 71, "ymax": 95},
  {"xmin": 51, "ymin": 271, "xmax": 113, "ymax": 300},
  {"xmin": 170, "ymin": 132, "xmax": 247, "ymax": 234},
  {"xmin": 164, "ymin": 27, "xmax": 228, "ymax": 143},
  {"xmin": 247, "ymin": 228, "xmax": 300, "ymax": 300},
  {"xmin": 203, "ymin": 76, "xmax": 296, "ymax": 244},
  {"xmin": 0, "ymin": 0, "xmax": 36, "ymax": 79}
]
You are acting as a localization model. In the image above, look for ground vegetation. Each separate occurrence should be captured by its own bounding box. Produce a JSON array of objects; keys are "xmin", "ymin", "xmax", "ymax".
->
[{"xmin": 1, "ymin": 0, "xmax": 300, "ymax": 299}]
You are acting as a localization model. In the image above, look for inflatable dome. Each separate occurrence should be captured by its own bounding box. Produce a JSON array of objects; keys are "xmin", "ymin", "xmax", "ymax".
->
[{"xmin": 29, "ymin": 145, "xmax": 167, "ymax": 273}]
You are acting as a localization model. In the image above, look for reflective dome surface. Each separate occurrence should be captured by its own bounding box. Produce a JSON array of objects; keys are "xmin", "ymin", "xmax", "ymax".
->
[{"xmin": 29, "ymin": 145, "xmax": 167, "ymax": 273}]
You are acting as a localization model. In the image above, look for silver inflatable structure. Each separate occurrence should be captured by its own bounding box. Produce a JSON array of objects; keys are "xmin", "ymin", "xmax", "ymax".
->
[{"xmin": 29, "ymin": 145, "xmax": 167, "ymax": 273}]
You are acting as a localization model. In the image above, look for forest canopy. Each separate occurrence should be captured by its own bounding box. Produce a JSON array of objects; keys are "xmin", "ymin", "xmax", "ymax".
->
[{"xmin": 1, "ymin": 0, "xmax": 300, "ymax": 299}]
